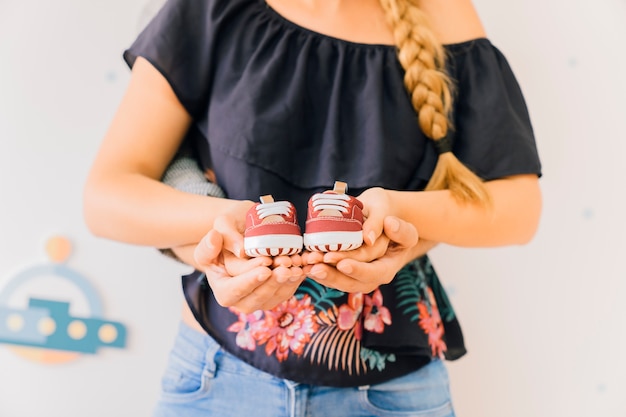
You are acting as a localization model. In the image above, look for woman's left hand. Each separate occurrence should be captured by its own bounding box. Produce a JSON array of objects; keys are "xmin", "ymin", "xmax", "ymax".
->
[{"xmin": 301, "ymin": 215, "xmax": 419, "ymax": 293}]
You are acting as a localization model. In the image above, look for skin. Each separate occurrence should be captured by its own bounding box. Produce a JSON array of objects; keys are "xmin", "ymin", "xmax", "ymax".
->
[
  {"xmin": 83, "ymin": 0, "xmax": 541, "ymax": 322},
  {"xmin": 186, "ymin": 215, "xmax": 424, "ymax": 313}
]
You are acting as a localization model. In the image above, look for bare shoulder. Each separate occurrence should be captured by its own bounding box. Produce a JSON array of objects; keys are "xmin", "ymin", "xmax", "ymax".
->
[{"xmin": 417, "ymin": 0, "xmax": 487, "ymax": 44}]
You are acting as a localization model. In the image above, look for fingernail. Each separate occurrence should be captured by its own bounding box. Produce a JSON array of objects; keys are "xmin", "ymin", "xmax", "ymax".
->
[
  {"xmin": 312, "ymin": 269, "xmax": 327, "ymax": 279},
  {"xmin": 338, "ymin": 263, "xmax": 353, "ymax": 275},
  {"xmin": 275, "ymin": 258, "xmax": 290, "ymax": 267},
  {"xmin": 290, "ymin": 273, "xmax": 303, "ymax": 282},
  {"xmin": 204, "ymin": 238, "xmax": 214, "ymax": 251},
  {"xmin": 388, "ymin": 217, "xmax": 400, "ymax": 232},
  {"xmin": 233, "ymin": 243, "xmax": 241, "ymax": 257},
  {"xmin": 257, "ymin": 270, "xmax": 271, "ymax": 281},
  {"xmin": 367, "ymin": 231, "xmax": 376, "ymax": 245}
]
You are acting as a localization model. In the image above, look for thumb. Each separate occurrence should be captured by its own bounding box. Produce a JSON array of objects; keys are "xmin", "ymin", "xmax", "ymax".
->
[
  {"xmin": 383, "ymin": 216, "xmax": 418, "ymax": 248},
  {"xmin": 213, "ymin": 214, "xmax": 246, "ymax": 258},
  {"xmin": 194, "ymin": 229, "xmax": 224, "ymax": 267}
]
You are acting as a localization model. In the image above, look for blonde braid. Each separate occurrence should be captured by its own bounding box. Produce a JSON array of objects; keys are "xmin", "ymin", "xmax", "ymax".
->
[{"xmin": 379, "ymin": 0, "xmax": 491, "ymax": 205}]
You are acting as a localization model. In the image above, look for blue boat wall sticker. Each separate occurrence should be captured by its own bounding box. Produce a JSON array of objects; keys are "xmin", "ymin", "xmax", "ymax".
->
[{"xmin": 0, "ymin": 236, "xmax": 127, "ymax": 363}]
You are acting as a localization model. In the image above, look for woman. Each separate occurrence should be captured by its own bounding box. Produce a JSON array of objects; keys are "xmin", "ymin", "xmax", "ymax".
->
[{"xmin": 84, "ymin": 0, "xmax": 542, "ymax": 415}]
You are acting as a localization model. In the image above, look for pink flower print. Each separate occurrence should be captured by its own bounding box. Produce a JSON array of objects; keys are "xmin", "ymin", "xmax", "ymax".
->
[
  {"xmin": 363, "ymin": 289, "xmax": 391, "ymax": 334},
  {"xmin": 417, "ymin": 289, "xmax": 447, "ymax": 358},
  {"xmin": 253, "ymin": 295, "xmax": 319, "ymax": 362},
  {"xmin": 227, "ymin": 309, "xmax": 264, "ymax": 351},
  {"xmin": 337, "ymin": 292, "xmax": 364, "ymax": 339}
]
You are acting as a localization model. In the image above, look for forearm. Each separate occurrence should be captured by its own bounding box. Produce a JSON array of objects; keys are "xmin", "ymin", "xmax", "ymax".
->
[
  {"xmin": 391, "ymin": 174, "xmax": 541, "ymax": 247},
  {"xmin": 82, "ymin": 57, "xmax": 242, "ymax": 248},
  {"xmin": 409, "ymin": 239, "xmax": 439, "ymax": 258},
  {"xmin": 83, "ymin": 173, "xmax": 242, "ymax": 248}
]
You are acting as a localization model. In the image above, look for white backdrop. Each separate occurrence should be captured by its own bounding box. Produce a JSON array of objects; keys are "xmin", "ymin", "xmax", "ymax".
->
[{"xmin": 0, "ymin": 0, "xmax": 624, "ymax": 416}]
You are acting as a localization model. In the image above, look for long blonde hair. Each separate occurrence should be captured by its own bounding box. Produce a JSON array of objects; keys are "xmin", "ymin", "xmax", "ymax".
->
[{"xmin": 379, "ymin": 0, "xmax": 491, "ymax": 205}]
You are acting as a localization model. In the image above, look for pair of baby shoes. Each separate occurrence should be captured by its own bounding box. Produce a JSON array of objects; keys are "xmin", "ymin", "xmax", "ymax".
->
[{"xmin": 243, "ymin": 181, "xmax": 364, "ymax": 257}]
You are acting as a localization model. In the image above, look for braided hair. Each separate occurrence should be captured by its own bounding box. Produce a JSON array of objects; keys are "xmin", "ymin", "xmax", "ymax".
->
[{"xmin": 379, "ymin": 0, "xmax": 491, "ymax": 205}]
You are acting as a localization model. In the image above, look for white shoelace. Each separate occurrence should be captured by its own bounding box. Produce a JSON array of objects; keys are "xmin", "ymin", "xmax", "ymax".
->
[
  {"xmin": 311, "ymin": 193, "xmax": 350, "ymax": 212},
  {"xmin": 256, "ymin": 201, "xmax": 292, "ymax": 219}
]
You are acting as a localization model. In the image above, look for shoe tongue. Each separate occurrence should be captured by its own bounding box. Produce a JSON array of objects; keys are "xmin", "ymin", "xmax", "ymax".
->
[
  {"xmin": 260, "ymin": 195, "xmax": 275, "ymax": 204},
  {"xmin": 262, "ymin": 215, "xmax": 285, "ymax": 224},
  {"xmin": 318, "ymin": 208, "xmax": 342, "ymax": 217},
  {"xmin": 333, "ymin": 181, "xmax": 347, "ymax": 194}
]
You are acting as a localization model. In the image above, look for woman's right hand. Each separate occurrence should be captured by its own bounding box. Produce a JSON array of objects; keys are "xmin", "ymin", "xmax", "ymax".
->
[{"xmin": 193, "ymin": 214, "xmax": 305, "ymax": 313}]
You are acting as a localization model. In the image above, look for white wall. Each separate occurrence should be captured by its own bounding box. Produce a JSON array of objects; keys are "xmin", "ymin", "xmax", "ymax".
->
[
  {"xmin": 439, "ymin": 0, "xmax": 626, "ymax": 416},
  {"xmin": 0, "ymin": 1, "xmax": 186, "ymax": 416},
  {"xmin": 0, "ymin": 0, "xmax": 624, "ymax": 416}
]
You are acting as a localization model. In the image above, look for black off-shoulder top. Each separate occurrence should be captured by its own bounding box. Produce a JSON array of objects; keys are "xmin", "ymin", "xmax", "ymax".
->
[{"xmin": 124, "ymin": 0, "xmax": 541, "ymax": 387}]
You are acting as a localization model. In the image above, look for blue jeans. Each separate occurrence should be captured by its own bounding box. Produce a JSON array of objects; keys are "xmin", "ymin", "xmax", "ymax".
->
[{"xmin": 153, "ymin": 322, "xmax": 456, "ymax": 417}]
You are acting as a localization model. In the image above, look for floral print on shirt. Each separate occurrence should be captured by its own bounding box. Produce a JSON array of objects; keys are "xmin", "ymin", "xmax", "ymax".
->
[{"xmin": 226, "ymin": 257, "xmax": 455, "ymax": 375}]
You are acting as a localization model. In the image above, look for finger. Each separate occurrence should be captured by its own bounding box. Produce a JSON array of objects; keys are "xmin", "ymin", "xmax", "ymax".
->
[
  {"xmin": 273, "ymin": 255, "xmax": 294, "ymax": 268},
  {"xmin": 226, "ymin": 271, "xmax": 305, "ymax": 313},
  {"xmin": 213, "ymin": 215, "xmax": 245, "ymax": 258},
  {"xmin": 335, "ymin": 251, "xmax": 404, "ymax": 289},
  {"xmin": 289, "ymin": 253, "xmax": 303, "ymax": 267},
  {"xmin": 301, "ymin": 251, "xmax": 324, "ymax": 265},
  {"xmin": 193, "ymin": 230, "xmax": 224, "ymax": 267},
  {"xmin": 306, "ymin": 263, "xmax": 375, "ymax": 294},
  {"xmin": 306, "ymin": 263, "xmax": 335, "ymax": 282},
  {"xmin": 383, "ymin": 216, "xmax": 418, "ymax": 248},
  {"xmin": 206, "ymin": 264, "xmax": 273, "ymax": 307},
  {"xmin": 361, "ymin": 208, "xmax": 385, "ymax": 247},
  {"xmin": 223, "ymin": 250, "xmax": 272, "ymax": 276},
  {"xmin": 288, "ymin": 266, "xmax": 304, "ymax": 282},
  {"xmin": 272, "ymin": 265, "xmax": 301, "ymax": 284},
  {"xmin": 257, "ymin": 278, "xmax": 305, "ymax": 311},
  {"xmin": 322, "ymin": 235, "xmax": 390, "ymax": 265}
]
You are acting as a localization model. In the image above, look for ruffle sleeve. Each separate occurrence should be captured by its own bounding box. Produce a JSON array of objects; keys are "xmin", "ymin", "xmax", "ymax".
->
[
  {"xmin": 122, "ymin": 1, "xmax": 540, "ymax": 199},
  {"xmin": 443, "ymin": 39, "xmax": 542, "ymax": 181},
  {"xmin": 122, "ymin": 0, "xmax": 220, "ymax": 118}
]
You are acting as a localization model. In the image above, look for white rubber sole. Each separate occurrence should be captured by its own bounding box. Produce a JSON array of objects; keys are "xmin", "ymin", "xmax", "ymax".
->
[
  {"xmin": 303, "ymin": 231, "xmax": 363, "ymax": 252},
  {"xmin": 244, "ymin": 234, "xmax": 303, "ymax": 257}
]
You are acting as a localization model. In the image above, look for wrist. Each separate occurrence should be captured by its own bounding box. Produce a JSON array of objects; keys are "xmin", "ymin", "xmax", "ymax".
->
[
  {"xmin": 386, "ymin": 189, "xmax": 408, "ymax": 220},
  {"xmin": 213, "ymin": 198, "xmax": 255, "ymax": 228}
]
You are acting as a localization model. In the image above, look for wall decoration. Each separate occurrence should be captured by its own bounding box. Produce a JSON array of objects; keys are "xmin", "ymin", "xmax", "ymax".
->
[{"xmin": 0, "ymin": 236, "xmax": 127, "ymax": 364}]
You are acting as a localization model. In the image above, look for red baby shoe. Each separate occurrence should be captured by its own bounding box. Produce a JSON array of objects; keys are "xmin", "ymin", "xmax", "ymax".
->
[
  {"xmin": 304, "ymin": 181, "xmax": 364, "ymax": 252},
  {"xmin": 244, "ymin": 195, "xmax": 303, "ymax": 257}
]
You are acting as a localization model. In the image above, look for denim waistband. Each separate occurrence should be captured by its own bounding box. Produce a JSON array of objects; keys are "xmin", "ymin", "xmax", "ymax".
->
[{"xmin": 174, "ymin": 321, "xmax": 279, "ymax": 382}]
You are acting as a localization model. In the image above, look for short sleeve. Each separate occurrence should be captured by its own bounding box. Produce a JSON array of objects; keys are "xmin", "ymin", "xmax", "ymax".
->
[
  {"xmin": 446, "ymin": 39, "xmax": 542, "ymax": 180},
  {"xmin": 123, "ymin": 0, "xmax": 217, "ymax": 118}
]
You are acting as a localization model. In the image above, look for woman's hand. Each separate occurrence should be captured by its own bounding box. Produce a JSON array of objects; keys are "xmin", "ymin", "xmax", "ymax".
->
[
  {"xmin": 301, "ymin": 187, "xmax": 423, "ymax": 293},
  {"xmin": 300, "ymin": 187, "xmax": 398, "ymax": 268},
  {"xmin": 191, "ymin": 214, "xmax": 305, "ymax": 313},
  {"xmin": 302, "ymin": 215, "xmax": 422, "ymax": 293},
  {"xmin": 354, "ymin": 187, "xmax": 397, "ymax": 247}
]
